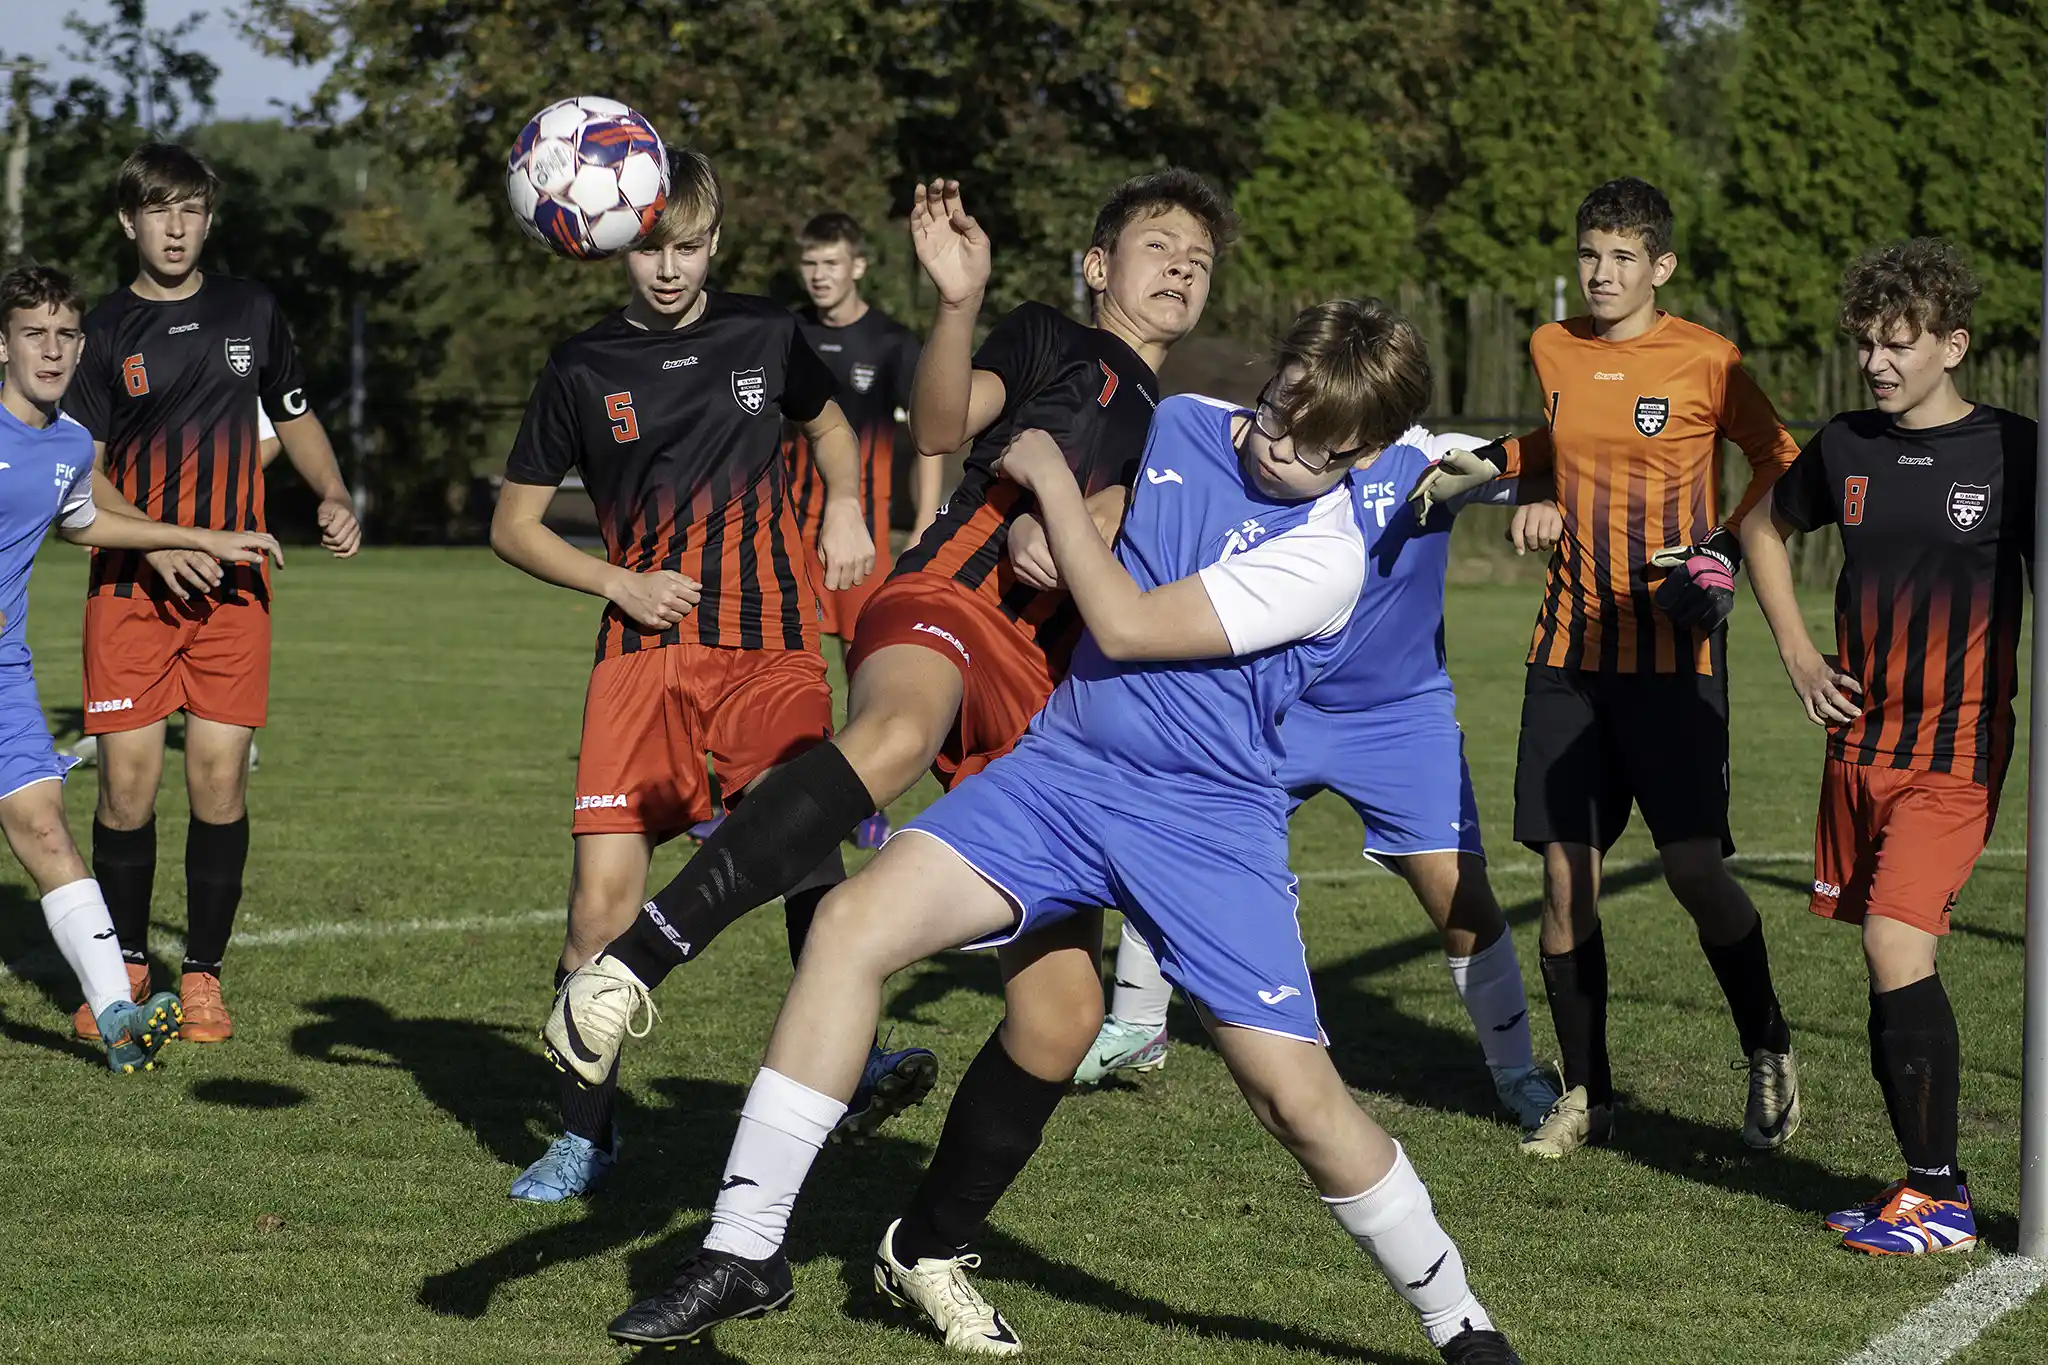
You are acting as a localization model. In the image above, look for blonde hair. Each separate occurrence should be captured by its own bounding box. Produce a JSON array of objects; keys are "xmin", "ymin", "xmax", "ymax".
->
[
  {"xmin": 640, "ymin": 147, "xmax": 724, "ymax": 248},
  {"xmin": 1268, "ymin": 298, "xmax": 1432, "ymax": 453}
]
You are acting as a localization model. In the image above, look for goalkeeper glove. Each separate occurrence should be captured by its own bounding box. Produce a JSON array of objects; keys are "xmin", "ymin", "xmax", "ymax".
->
[
  {"xmin": 1647, "ymin": 527, "xmax": 1741, "ymax": 632},
  {"xmin": 1406, "ymin": 442, "xmax": 1507, "ymax": 520}
]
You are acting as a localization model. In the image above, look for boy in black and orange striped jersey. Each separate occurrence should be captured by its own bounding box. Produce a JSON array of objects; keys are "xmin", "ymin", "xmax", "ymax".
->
[
  {"xmin": 546, "ymin": 170, "xmax": 1233, "ymax": 1151},
  {"xmin": 62, "ymin": 143, "xmax": 361, "ymax": 1049},
  {"xmin": 786, "ymin": 212, "xmax": 931, "ymax": 645},
  {"xmin": 493, "ymin": 149, "xmax": 877, "ymax": 1203},
  {"xmin": 1414, "ymin": 177, "xmax": 1802, "ymax": 1160},
  {"xmin": 1745, "ymin": 240, "xmax": 2033, "ymax": 1257}
]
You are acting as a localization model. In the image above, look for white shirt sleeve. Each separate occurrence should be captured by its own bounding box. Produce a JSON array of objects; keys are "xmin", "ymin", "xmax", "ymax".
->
[
  {"xmin": 57, "ymin": 459, "xmax": 96, "ymax": 531},
  {"xmin": 1414, "ymin": 428, "xmax": 1519, "ymax": 510},
  {"xmin": 1196, "ymin": 492, "xmax": 1365, "ymax": 655},
  {"xmin": 258, "ymin": 402, "xmax": 277, "ymax": 442}
]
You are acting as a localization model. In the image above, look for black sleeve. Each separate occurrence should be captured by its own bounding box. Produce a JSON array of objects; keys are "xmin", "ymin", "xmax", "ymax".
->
[
  {"xmin": 257, "ymin": 291, "xmax": 311, "ymax": 421},
  {"xmin": 63, "ymin": 321, "xmax": 114, "ymax": 443},
  {"xmin": 2006, "ymin": 413, "xmax": 2038, "ymax": 571},
  {"xmin": 889, "ymin": 324, "xmax": 921, "ymax": 411},
  {"xmin": 1771, "ymin": 425, "xmax": 1837, "ymax": 534},
  {"xmin": 970, "ymin": 303, "xmax": 1060, "ymax": 413},
  {"xmin": 504, "ymin": 359, "xmax": 582, "ymax": 486},
  {"xmin": 782, "ymin": 319, "xmax": 837, "ymax": 423}
]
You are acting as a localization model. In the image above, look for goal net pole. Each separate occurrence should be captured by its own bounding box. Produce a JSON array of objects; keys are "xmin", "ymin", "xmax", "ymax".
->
[{"xmin": 2021, "ymin": 101, "xmax": 2048, "ymax": 1263}]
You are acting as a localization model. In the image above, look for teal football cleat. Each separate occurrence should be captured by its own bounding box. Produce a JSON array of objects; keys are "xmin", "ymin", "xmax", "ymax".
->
[
  {"xmin": 99, "ymin": 991, "xmax": 181, "ymax": 1073},
  {"xmin": 510, "ymin": 1131, "xmax": 619, "ymax": 1203},
  {"xmin": 1074, "ymin": 1016, "xmax": 1168, "ymax": 1085},
  {"xmin": 1491, "ymin": 1064, "xmax": 1561, "ymax": 1133}
]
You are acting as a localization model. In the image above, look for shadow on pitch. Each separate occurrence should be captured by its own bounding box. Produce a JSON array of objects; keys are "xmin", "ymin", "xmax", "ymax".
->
[{"xmin": 190, "ymin": 1077, "xmax": 309, "ymax": 1109}]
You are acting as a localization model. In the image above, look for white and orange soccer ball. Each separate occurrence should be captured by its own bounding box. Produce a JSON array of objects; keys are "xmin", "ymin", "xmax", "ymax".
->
[{"xmin": 506, "ymin": 96, "xmax": 670, "ymax": 260}]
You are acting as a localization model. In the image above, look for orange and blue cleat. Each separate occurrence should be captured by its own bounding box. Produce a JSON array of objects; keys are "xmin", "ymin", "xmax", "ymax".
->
[{"xmin": 1840, "ymin": 1183, "xmax": 1977, "ymax": 1255}]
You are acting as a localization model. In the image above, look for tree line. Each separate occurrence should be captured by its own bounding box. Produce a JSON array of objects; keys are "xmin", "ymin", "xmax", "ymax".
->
[{"xmin": 5, "ymin": 0, "xmax": 2044, "ymax": 543}]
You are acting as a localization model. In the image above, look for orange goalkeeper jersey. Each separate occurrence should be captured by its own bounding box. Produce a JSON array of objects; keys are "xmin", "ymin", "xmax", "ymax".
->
[{"xmin": 1500, "ymin": 313, "xmax": 1799, "ymax": 676}]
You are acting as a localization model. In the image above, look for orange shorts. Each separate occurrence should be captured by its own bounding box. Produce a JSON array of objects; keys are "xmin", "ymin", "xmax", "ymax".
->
[
  {"xmin": 82, "ymin": 592, "xmax": 272, "ymax": 734},
  {"xmin": 1809, "ymin": 758, "xmax": 1998, "ymax": 936},
  {"xmin": 572, "ymin": 641, "xmax": 832, "ymax": 837},
  {"xmin": 819, "ymin": 544, "xmax": 894, "ymax": 641},
  {"xmin": 847, "ymin": 573, "xmax": 1057, "ymax": 790}
]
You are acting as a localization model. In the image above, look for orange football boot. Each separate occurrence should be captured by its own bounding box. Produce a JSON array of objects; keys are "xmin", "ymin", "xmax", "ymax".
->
[
  {"xmin": 179, "ymin": 971, "xmax": 234, "ymax": 1043},
  {"xmin": 72, "ymin": 962, "xmax": 151, "ymax": 1041}
]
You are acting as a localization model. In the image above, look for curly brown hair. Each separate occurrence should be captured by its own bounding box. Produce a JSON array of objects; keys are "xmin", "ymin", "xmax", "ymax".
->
[{"xmin": 1839, "ymin": 238, "xmax": 1980, "ymax": 341}]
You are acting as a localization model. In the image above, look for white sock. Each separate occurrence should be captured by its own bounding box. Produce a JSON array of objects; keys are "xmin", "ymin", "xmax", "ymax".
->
[
  {"xmin": 1323, "ymin": 1144, "xmax": 1492, "ymax": 1348},
  {"xmin": 703, "ymin": 1067, "xmax": 847, "ymax": 1261},
  {"xmin": 1445, "ymin": 930, "xmax": 1535, "ymax": 1072},
  {"xmin": 1109, "ymin": 921, "xmax": 1172, "ymax": 1032},
  {"xmin": 42, "ymin": 879, "xmax": 130, "ymax": 1018}
]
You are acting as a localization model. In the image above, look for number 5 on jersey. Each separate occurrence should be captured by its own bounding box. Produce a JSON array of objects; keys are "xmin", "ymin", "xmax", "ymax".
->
[{"xmin": 605, "ymin": 391, "xmax": 638, "ymax": 443}]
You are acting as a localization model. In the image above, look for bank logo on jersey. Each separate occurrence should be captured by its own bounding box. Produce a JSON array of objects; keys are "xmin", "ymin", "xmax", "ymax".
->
[
  {"xmin": 225, "ymin": 338, "xmax": 254, "ymax": 378},
  {"xmin": 1633, "ymin": 395, "xmax": 1669, "ymax": 437},
  {"xmin": 850, "ymin": 362, "xmax": 876, "ymax": 394},
  {"xmin": 1948, "ymin": 482, "xmax": 1991, "ymax": 532},
  {"xmin": 732, "ymin": 368, "xmax": 766, "ymax": 414}
]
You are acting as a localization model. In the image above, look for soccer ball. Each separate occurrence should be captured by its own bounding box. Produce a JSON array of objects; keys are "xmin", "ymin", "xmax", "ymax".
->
[{"xmin": 506, "ymin": 96, "xmax": 670, "ymax": 260}]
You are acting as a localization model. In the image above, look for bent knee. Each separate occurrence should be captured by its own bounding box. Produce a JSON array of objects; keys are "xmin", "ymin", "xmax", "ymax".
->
[
  {"xmin": 836, "ymin": 704, "xmax": 949, "ymax": 800},
  {"xmin": 1243, "ymin": 1080, "xmax": 1348, "ymax": 1151}
]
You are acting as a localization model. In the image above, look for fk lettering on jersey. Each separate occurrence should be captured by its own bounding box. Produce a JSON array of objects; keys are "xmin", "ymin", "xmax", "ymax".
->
[
  {"xmin": 62, "ymin": 275, "xmax": 305, "ymax": 605},
  {"xmin": 1500, "ymin": 313, "xmax": 1799, "ymax": 676},
  {"xmin": 894, "ymin": 301, "xmax": 1158, "ymax": 677},
  {"xmin": 1774, "ymin": 405, "xmax": 2037, "ymax": 785},
  {"xmin": 783, "ymin": 306, "xmax": 919, "ymax": 551},
  {"xmin": 505, "ymin": 293, "xmax": 836, "ymax": 661}
]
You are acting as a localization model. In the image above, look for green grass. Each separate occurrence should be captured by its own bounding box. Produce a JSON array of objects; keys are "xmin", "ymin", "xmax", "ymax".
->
[{"xmin": 0, "ymin": 545, "xmax": 2039, "ymax": 1365}]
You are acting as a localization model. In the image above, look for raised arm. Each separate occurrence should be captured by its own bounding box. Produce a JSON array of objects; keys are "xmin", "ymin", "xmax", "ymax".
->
[{"xmin": 907, "ymin": 180, "xmax": 1006, "ymax": 456}]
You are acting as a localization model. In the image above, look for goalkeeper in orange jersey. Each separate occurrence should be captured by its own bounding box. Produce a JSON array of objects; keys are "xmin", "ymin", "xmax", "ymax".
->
[{"xmin": 1412, "ymin": 177, "xmax": 1802, "ymax": 1159}]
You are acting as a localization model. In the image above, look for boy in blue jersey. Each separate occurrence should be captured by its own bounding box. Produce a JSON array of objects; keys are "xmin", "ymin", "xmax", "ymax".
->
[
  {"xmin": 598, "ymin": 300, "xmax": 1521, "ymax": 1365},
  {"xmin": 1083, "ymin": 424, "xmax": 1559, "ymax": 1136},
  {"xmin": 0, "ymin": 265, "xmax": 279, "ymax": 1070}
]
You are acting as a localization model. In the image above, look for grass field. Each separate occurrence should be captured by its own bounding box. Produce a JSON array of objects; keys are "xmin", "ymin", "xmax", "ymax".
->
[{"xmin": 0, "ymin": 544, "xmax": 2041, "ymax": 1365}]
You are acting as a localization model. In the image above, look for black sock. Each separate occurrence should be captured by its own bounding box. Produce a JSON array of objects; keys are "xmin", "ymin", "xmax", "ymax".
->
[
  {"xmin": 891, "ymin": 1027, "xmax": 1069, "ymax": 1264},
  {"xmin": 92, "ymin": 817, "xmax": 156, "ymax": 965},
  {"xmin": 1540, "ymin": 924, "xmax": 1612, "ymax": 1108},
  {"xmin": 181, "ymin": 815, "xmax": 250, "ymax": 976},
  {"xmin": 607, "ymin": 743, "xmax": 874, "ymax": 986},
  {"xmin": 560, "ymin": 1054, "xmax": 620, "ymax": 1148},
  {"xmin": 1872, "ymin": 974, "xmax": 1962, "ymax": 1202},
  {"xmin": 782, "ymin": 847, "xmax": 847, "ymax": 968},
  {"xmin": 1868, "ymin": 994, "xmax": 1905, "ymax": 1152},
  {"xmin": 1700, "ymin": 916, "xmax": 1792, "ymax": 1055}
]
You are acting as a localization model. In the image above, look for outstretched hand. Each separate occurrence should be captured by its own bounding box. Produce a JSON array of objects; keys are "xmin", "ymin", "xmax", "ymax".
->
[{"xmin": 910, "ymin": 179, "xmax": 992, "ymax": 308}]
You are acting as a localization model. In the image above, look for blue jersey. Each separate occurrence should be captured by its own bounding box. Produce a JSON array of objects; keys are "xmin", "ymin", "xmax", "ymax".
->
[
  {"xmin": 1302, "ymin": 426, "xmax": 1501, "ymax": 713},
  {"xmin": 1025, "ymin": 394, "xmax": 1366, "ymax": 809},
  {"xmin": 0, "ymin": 405, "xmax": 96, "ymax": 669}
]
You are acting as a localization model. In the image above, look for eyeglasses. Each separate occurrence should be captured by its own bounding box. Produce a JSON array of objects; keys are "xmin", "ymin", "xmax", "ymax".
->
[{"xmin": 1252, "ymin": 379, "xmax": 1374, "ymax": 474}]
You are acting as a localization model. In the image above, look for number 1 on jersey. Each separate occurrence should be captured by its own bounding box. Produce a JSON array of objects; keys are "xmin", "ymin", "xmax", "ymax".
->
[
  {"xmin": 605, "ymin": 391, "xmax": 638, "ymax": 443},
  {"xmin": 1843, "ymin": 475, "xmax": 1868, "ymax": 526}
]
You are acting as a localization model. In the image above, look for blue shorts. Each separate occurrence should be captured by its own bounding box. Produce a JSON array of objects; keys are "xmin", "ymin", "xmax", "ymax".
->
[
  {"xmin": 902, "ymin": 741, "xmax": 1323, "ymax": 1043},
  {"xmin": 0, "ymin": 665, "xmax": 76, "ymax": 801},
  {"xmin": 1279, "ymin": 689, "xmax": 1484, "ymax": 862}
]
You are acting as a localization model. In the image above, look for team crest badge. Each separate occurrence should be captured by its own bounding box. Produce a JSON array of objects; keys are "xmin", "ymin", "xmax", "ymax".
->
[
  {"xmin": 850, "ymin": 362, "xmax": 876, "ymax": 394},
  {"xmin": 224, "ymin": 338, "xmax": 254, "ymax": 378},
  {"xmin": 1948, "ymin": 482, "xmax": 1990, "ymax": 532},
  {"xmin": 1633, "ymin": 396, "xmax": 1669, "ymax": 437},
  {"xmin": 731, "ymin": 368, "xmax": 766, "ymax": 415}
]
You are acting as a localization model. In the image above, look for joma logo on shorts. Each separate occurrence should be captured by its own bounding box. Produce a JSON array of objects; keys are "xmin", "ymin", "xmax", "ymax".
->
[
  {"xmin": 575, "ymin": 793, "xmax": 630, "ymax": 810},
  {"xmin": 86, "ymin": 698, "xmax": 134, "ymax": 714},
  {"xmin": 912, "ymin": 622, "xmax": 970, "ymax": 663},
  {"xmin": 1813, "ymin": 880, "xmax": 1842, "ymax": 898}
]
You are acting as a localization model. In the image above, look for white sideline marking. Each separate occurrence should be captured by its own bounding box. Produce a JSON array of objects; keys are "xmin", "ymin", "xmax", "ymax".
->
[
  {"xmin": 0, "ymin": 906, "xmax": 568, "ymax": 984},
  {"xmin": 1840, "ymin": 1255, "xmax": 2047, "ymax": 1365},
  {"xmin": 1299, "ymin": 848, "xmax": 2026, "ymax": 885}
]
